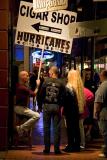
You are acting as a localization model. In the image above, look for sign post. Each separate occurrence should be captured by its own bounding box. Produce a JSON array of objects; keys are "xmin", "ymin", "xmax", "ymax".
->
[{"xmin": 37, "ymin": 36, "xmax": 46, "ymax": 79}]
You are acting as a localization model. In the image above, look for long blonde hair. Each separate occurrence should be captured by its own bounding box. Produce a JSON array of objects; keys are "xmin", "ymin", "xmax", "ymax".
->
[{"xmin": 67, "ymin": 69, "xmax": 85, "ymax": 114}]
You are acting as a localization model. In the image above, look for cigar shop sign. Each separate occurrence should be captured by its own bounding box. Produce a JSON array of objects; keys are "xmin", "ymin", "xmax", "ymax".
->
[{"xmin": 15, "ymin": 1, "xmax": 77, "ymax": 54}]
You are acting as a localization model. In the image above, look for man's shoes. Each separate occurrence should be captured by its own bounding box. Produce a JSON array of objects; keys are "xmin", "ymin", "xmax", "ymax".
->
[
  {"xmin": 62, "ymin": 145, "xmax": 80, "ymax": 152},
  {"xmin": 62, "ymin": 146, "xmax": 73, "ymax": 152},
  {"xmin": 55, "ymin": 150, "xmax": 62, "ymax": 154},
  {"xmin": 43, "ymin": 149, "xmax": 50, "ymax": 154},
  {"xmin": 16, "ymin": 126, "xmax": 23, "ymax": 137},
  {"xmin": 98, "ymin": 153, "xmax": 107, "ymax": 158}
]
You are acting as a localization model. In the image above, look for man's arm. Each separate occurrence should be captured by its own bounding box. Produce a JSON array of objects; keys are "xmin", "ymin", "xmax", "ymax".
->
[
  {"xmin": 93, "ymin": 102, "xmax": 102, "ymax": 120},
  {"xmin": 34, "ymin": 79, "xmax": 40, "ymax": 95},
  {"xmin": 29, "ymin": 79, "xmax": 40, "ymax": 97}
]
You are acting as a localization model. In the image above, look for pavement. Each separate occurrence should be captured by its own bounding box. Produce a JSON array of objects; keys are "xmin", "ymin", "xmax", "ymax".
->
[{"xmin": 0, "ymin": 112, "xmax": 106, "ymax": 160}]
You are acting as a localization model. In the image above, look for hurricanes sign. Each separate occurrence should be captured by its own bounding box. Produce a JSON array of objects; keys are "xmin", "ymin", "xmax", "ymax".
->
[
  {"xmin": 16, "ymin": 32, "xmax": 72, "ymax": 54},
  {"xmin": 15, "ymin": 1, "xmax": 77, "ymax": 54}
]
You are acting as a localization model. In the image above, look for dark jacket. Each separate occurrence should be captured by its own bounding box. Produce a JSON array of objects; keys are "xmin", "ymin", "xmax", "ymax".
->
[
  {"xmin": 40, "ymin": 77, "xmax": 65, "ymax": 107},
  {"xmin": 63, "ymin": 87, "xmax": 79, "ymax": 120}
]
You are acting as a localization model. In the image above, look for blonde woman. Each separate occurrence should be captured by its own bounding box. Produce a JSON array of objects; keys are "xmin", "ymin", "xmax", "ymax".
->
[{"xmin": 63, "ymin": 69, "xmax": 85, "ymax": 152}]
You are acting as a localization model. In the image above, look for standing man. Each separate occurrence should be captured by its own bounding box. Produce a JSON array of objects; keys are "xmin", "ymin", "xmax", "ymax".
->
[
  {"xmin": 83, "ymin": 68, "xmax": 97, "ymax": 94},
  {"xmin": 94, "ymin": 70, "xmax": 107, "ymax": 158},
  {"xmin": 29, "ymin": 68, "xmax": 38, "ymax": 111},
  {"xmin": 15, "ymin": 71, "xmax": 40, "ymax": 135},
  {"xmin": 40, "ymin": 66, "xmax": 65, "ymax": 154}
]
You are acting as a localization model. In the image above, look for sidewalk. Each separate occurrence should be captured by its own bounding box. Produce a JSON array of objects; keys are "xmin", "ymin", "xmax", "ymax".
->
[
  {"xmin": 0, "ymin": 113, "xmax": 104, "ymax": 160},
  {"xmin": 0, "ymin": 141, "xmax": 104, "ymax": 160}
]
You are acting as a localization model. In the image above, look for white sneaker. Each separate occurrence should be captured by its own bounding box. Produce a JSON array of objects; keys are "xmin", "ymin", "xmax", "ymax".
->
[
  {"xmin": 98, "ymin": 153, "xmax": 107, "ymax": 158},
  {"xmin": 16, "ymin": 126, "xmax": 23, "ymax": 137},
  {"xmin": 80, "ymin": 146, "xmax": 85, "ymax": 150}
]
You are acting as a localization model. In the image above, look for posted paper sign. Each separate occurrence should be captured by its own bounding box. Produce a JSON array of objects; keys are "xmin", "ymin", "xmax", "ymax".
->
[
  {"xmin": 15, "ymin": 32, "xmax": 73, "ymax": 54},
  {"xmin": 16, "ymin": 1, "xmax": 77, "ymax": 40},
  {"xmin": 33, "ymin": 0, "xmax": 68, "ymax": 12},
  {"xmin": 15, "ymin": 1, "xmax": 77, "ymax": 54}
]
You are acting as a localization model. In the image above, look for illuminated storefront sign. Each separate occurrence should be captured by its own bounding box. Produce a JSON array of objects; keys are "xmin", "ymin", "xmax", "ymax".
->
[{"xmin": 32, "ymin": 50, "xmax": 54, "ymax": 63}]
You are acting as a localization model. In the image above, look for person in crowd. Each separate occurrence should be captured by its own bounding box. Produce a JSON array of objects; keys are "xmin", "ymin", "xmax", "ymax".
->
[
  {"xmin": 29, "ymin": 68, "xmax": 38, "ymax": 110},
  {"xmin": 36, "ymin": 71, "xmax": 45, "ymax": 112},
  {"xmin": 71, "ymin": 70, "xmax": 86, "ymax": 149},
  {"xmin": 83, "ymin": 68, "xmax": 97, "ymax": 94},
  {"xmin": 83, "ymin": 87, "xmax": 94, "ymax": 141},
  {"xmin": 83, "ymin": 68, "xmax": 100, "ymax": 140},
  {"xmin": 15, "ymin": 71, "xmax": 40, "ymax": 136},
  {"xmin": 94, "ymin": 70, "xmax": 107, "ymax": 158},
  {"xmin": 62, "ymin": 70, "xmax": 81, "ymax": 152},
  {"xmin": 29, "ymin": 68, "xmax": 38, "ymax": 91},
  {"xmin": 40, "ymin": 66, "xmax": 65, "ymax": 154},
  {"xmin": 93, "ymin": 70, "xmax": 100, "ymax": 88}
]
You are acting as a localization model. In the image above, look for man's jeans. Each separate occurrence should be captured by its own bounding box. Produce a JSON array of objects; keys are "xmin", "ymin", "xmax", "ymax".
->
[
  {"xmin": 14, "ymin": 106, "xmax": 40, "ymax": 132},
  {"xmin": 43, "ymin": 104, "xmax": 61, "ymax": 152},
  {"xmin": 99, "ymin": 108, "xmax": 107, "ymax": 155}
]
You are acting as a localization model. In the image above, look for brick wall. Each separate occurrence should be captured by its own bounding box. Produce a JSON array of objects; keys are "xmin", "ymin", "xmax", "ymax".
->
[{"xmin": 0, "ymin": 0, "xmax": 9, "ymax": 150}]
